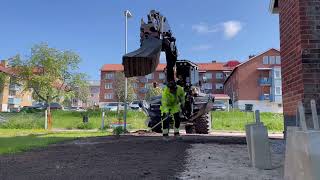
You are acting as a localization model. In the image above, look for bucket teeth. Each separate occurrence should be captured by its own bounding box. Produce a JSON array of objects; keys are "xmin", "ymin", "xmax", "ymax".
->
[{"xmin": 122, "ymin": 37, "xmax": 162, "ymax": 77}]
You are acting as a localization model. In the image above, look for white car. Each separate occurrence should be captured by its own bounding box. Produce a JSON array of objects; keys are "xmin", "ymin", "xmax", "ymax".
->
[
  {"xmin": 129, "ymin": 100, "xmax": 149, "ymax": 110},
  {"xmin": 103, "ymin": 103, "xmax": 124, "ymax": 111}
]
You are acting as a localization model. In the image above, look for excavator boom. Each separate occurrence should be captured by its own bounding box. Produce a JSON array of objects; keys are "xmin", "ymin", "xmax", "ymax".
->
[{"xmin": 122, "ymin": 10, "xmax": 177, "ymax": 82}]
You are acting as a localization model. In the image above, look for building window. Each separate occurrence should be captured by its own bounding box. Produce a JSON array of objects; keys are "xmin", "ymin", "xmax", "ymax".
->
[
  {"xmin": 105, "ymin": 73, "xmax": 114, "ymax": 80},
  {"xmin": 104, "ymin": 93, "xmax": 113, "ymax": 99},
  {"xmin": 274, "ymin": 70, "xmax": 281, "ymax": 79},
  {"xmin": 263, "ymin": 56, "xmax": 269, "ymax": 64},
  {"xmin": 132, "ymin": 83, "xmax": 138, "ymax": 89},
  {"xmin": 204, "ymin": 73, "xmax": 212, "ymax": 79},
  {"xmin": 91, "ymin": 94, "xmax": 94, "ymax": 97},
  {"xmin": 276, "ymin": 56, "xmax": 281, "ymax": 64},
  {"xmin": 145, "ymin": 73, "xmax": 153, "ymax": 80},
  {"xmin": 216, "ymin": 83, "xmax": 223, "ymax": 90},
  {"xmin": 159, "ymin": 73, "xmax": 165, "ymax": 80},
  {"xmin": 204, "ymin": 83, "xmax": 212, "ymax": 90},
  {"xmin": 144, "ymin": 83, "xmax": 150, "ymax": 89},
  {"xmin": 216, "ymin": 72, "xmax": 224, "ymax": 79},
  {"xmin": 275, "ymin": 86, "xmax": 282, "ymax": 95},
  {"xmin": 105, "ymin": 83, "xmax": 112, "ymax": 89},
  {"xmin": 269, "ymin": 56, "xmax": 276, "ymax": 64}
]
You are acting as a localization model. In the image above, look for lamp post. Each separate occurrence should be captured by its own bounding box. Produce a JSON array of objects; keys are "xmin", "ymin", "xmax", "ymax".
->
[{"xmin": 124, "ymin": 10, "xmax": 132, "ymax": 132}]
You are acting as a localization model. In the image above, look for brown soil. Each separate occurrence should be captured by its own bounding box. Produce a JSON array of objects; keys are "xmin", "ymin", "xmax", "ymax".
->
[{"xmin": 0, "ymin": 135, "xmax": 247, "ymax": 180}]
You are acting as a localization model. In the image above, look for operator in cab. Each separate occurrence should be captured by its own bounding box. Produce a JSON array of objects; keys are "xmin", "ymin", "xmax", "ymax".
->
[{"xmin": 160, "ymin": 81, "xmax": 185, "ymax": 137}]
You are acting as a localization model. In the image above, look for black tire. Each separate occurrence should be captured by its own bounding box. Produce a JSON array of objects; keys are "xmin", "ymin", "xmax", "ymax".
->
[
  {"xmin": 194, "ymin": 113, "xmax": 211, "ymax": 134},
  {"xmin": 185, "ymin": 123, "xmax": 196, "ymax": 134}
]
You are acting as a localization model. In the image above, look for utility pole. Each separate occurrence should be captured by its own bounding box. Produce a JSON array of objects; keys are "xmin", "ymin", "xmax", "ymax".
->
[{"xmin": 123, "ymin": 10, "xmax": 132, "ymax": 132}]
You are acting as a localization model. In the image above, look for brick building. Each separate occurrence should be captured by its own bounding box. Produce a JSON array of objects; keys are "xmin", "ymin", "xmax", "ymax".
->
[
  {"xmin": 100, "ymin": 61, "xmax": 239, "ymax": 105},
  {"xmin": 270, "ymin": 0, "xmax": 320, "ymax": 131},
  {"xmin": 198, "ymin": 61, "xmax": 239, "ymax": 94},
  {"xmin": 0, "ymin": 60, "xmax": 33, "ymax": 112},
  {"xmin": 224, "ymin": 49, "xmax": 282, "ymax": 113}
]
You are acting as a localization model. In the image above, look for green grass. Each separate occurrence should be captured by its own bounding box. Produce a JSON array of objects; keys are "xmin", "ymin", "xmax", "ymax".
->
[
  {"xmin": 0, "ymin": 112, "xmax": 44, "ymax": 129},
  {"xmin": 1, "ymin": 109, "xmax": 284, "ymax": 133},
  {"xmin": 52, "ymin": 110, "xmax": 147, "ymax": 130},
  {"xmin": 0, "ymin": 129, "xmax": 110, "ymax": 154},
  {"xmin": 212, "ymin": 110, "xmax": 284, "ymax": 133},
  {"xmin": 0, "ymin": 110, "xmax": 147, "ymax": 130}
]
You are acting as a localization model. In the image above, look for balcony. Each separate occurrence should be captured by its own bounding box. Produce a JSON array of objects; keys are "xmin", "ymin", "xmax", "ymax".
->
[
  {"xmin": 8, "ymin": 97, "xmax": 21, "ymax": 105},
  {"xmin": 259, "ymin": 94, "xmax": 270, "ymax": 101},
  {"xmin": 9, "ymin": 84, "xmax": 21, "ymax": 91},
  {"xmin": 259, "ymin": 78, "xmax": 272, "ymax": 86}
]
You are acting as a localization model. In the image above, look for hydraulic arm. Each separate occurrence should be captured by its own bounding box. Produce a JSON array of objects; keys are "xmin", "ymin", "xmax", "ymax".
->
[{"xmin": 122, "ymin": 10, "xmax": 178, "ymax": 82}]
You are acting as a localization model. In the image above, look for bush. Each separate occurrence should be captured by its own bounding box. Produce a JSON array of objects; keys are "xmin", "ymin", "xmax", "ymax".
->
[
  {"xmin": 76, "ymin": 122, "xmax": 94, "ymax": 129},
  {"xmin": 112, "ymin": 126, "xmax": 125, "ymax": 135}
]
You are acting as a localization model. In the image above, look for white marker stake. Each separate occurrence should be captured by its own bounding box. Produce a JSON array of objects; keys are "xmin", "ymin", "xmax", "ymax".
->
[{"xmin": 311, "ymin": 99, "xmax": 319, "ymax": 130}]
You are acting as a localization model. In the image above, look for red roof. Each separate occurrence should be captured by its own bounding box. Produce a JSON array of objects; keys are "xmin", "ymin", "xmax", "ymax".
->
[
  {"xmin": 0, "ymin": 66, "xmax": 13, "ymax": 75},
  {"xmin": 198, "ymin": 63, "xmax": 226, "ymax": 71},
  {"xmin": 224, "ymin": 60, "xmax": 241, "ymax": 67},
  {"xmin": 101, "ymin": 64, "xmax": 124, "ymax": 71}
]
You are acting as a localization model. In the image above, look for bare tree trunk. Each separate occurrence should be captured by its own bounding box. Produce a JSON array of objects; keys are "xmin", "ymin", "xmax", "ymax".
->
[{"xmin": 47, "ymin": 105, "xmax": 52, "ymax": 130}]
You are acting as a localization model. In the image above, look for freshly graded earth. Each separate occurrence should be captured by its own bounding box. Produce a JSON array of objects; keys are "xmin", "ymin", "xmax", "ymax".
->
[{"xmin": 0, "ymin": 135, "xmax": 284, "ymax": 180}]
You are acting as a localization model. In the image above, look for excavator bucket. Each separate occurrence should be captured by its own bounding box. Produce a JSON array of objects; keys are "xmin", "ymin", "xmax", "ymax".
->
[{"xmin": 122, "ymin": 37, "xmax": 162, "ymax": 77}]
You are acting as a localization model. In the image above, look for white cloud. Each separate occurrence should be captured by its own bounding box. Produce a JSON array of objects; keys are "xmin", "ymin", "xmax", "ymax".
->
[
  {"xmin": 191, "ymin": 44, "xmax": 212, "ymax": 51},
  {"xmin": 223, "ymin": 21, "xmax": 243, "ymax": 39},
  {"xmin": 192, "ymin": 21, "xmax": 243, "ymax": 39},
  {"xmin": 191, "ymin": 23, "xmax": 219, "ymax": 34}
]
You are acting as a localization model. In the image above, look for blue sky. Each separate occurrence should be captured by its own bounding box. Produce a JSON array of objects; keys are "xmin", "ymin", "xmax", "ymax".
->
[{"xmin": 0, "ymin": 0, "xmax": 280, "ymax": 80}]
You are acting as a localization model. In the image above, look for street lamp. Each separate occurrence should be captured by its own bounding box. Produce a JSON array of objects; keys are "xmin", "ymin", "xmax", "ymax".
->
[{"xmin": 124, "ymin": 10, "xmax": 132, "ymax": 132}]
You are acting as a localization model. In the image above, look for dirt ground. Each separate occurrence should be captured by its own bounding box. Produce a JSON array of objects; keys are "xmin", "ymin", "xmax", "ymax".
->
[{"xmin": 0, "ymin": 135, "xmax": 284, "ymax": 180}]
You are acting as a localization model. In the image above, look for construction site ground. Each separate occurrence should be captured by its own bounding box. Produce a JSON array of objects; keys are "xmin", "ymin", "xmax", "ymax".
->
[{"xmin": 0, "ymin": 132, "xmax": 285, "ymax": 180}]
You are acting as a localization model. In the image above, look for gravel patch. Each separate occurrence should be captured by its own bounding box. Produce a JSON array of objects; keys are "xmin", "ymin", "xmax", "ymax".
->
[{"xmin": 179, "ymin": 140, "xmax": 285, "ymax": 180}]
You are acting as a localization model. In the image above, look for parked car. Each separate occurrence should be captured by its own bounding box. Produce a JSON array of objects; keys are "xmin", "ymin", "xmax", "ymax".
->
[
  {"xmin": 212, "ymin": 100, "xmax": 227, "ymax": 111},
  {"xmin": 129, "ymin": 100, "xmax": 148, "ymax": 110},
  {"xmin": 103, "ymin": 102, "xmax": 124, "ymax": 111},
  {"xmin": 46, "ymin": 102, "xmax": 63, "ymax": 110},
  {"xmin": 70, "ymin": 106, "xmax": 86, "ymax": 112},
  {"xmin": 19, "ymin": 106, "xmax": 42, "ymax": 113}
]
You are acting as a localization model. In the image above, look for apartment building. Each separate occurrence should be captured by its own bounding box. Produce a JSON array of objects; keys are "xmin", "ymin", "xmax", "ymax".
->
[
  {"xmin": 100, "ymin": 61, "xmax": 238, "ymax": 105},
  {"xmin": 0, "ymin": 60, "xmax": 33, "ymax": 112},
  {"xmin": 224, "ymin": 49, "xmax": 282, "ymax": 113},
  {"xmin": 70, "ymin": 80, "xmax": 100, "ymax": 108},
  {"xmin": 198, "ymin": 61, "xmax": 240, "ymax": 94},
  {"xmin": 87, "ymin": 80, "xmax": 100, "ymax": 107}
]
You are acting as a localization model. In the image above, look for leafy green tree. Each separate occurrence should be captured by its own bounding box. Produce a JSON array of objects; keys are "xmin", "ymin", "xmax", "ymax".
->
[
  {"xmin": 11, "ymin": 43, "xmax": 87, "ymax": 129},
  {"xmin": 62, "ymin": 74, "xmax": 90, "ymax": 107}
]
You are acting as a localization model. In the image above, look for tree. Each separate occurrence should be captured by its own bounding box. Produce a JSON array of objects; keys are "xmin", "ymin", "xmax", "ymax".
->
[
  {"xmin": 145, "ymin": 84, "xmax": 162, "ymax": 101},
  {"xmin": 0, "ymin": 72, "xmax": 8, "ymax": 93},
  {"xmin": 11, "ymin": 43, "xmax": 87, "ymax": 129},
  {"xmin": 113, "ymin": 72, "xmax": 136, "ymax": 119},
  {"xmin": 63, "ymin": 74, "xmax": 90, "ymax": 107}
]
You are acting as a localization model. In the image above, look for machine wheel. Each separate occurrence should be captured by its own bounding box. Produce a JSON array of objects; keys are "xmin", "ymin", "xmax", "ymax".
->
[
  {"xmin": 185, "ymin": 123, "xmax": 196, "ymax": 134},
  {"xmin": 194, "ymin": 113, "xmax": 211, "ymax": 134}
]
